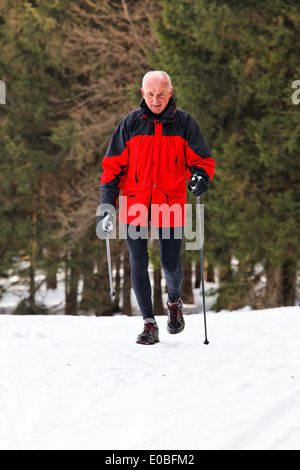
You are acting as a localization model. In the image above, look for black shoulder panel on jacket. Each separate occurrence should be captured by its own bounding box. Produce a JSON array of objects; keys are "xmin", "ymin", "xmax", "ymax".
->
[{"xmin": 106, "ymin": 109, "xmax": 141, "ymax": 158}]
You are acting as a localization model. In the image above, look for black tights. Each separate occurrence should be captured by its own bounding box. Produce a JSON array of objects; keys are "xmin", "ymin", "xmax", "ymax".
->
[{"xmin": 125, "ymin": 225, "xmax": 184, "ymax": 320}]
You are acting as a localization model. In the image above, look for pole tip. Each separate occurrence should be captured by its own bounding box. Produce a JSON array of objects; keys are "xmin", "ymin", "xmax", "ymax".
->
[
  {"xmin": 204, "ymin": 339, "xmax": 209, "ymax": 345},
  {"xmin": 110, "ymin": 291, "xmax": 116, "ymax": 298}
]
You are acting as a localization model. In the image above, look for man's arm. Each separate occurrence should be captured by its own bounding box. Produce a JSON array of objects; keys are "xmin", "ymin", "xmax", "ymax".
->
[
  {"xmin": 185, "ymin": 115, "xmax": 215, "ymax": 183},
  {"xmin": 100, "ymin": 118, "xmax": 130, "ymax": 208}
]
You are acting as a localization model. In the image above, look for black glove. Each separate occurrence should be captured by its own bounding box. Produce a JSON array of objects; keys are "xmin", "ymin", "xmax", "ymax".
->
[
  {"xmin": 96, "ymin": 210, "xmax": 115, "ymax": 239},
  {"xmin": 188, "ymin": 174, "xmax": 209, "ymax": 197}
]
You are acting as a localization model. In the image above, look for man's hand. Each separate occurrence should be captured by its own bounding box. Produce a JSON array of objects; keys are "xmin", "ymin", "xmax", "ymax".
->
[
  {"xmin": 96, "ymin": 210, "xmax": 115, "ymax": 239},
  {"xmin": 188, "ymin": 174, "xmax": 209, "ymax": 197}
]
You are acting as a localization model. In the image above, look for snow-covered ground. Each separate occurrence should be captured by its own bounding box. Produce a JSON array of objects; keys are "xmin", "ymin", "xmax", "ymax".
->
[{"xmin": 1, "ymin": 306, "xmax": 300, "ymax": 450}]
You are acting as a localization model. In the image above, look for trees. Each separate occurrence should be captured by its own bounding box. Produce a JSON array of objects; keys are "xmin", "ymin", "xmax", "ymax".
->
[
  {"xmin": 0, "ymin": 0, "xmax": 71, "ymax": 313},
  {"xmin": 51, "ymin": 0, "xmax": 160, "ymax": 315},
  {"xmin": 1, "ymin": 0, "xmax": 299, "ymax": 314},
  {"xmin": 0, "ymin": 0, "xmax": 162, "ymax": 315},
  {"xmin": 153, "ymin": 0, "xmax": 300, "ymax": 309}
]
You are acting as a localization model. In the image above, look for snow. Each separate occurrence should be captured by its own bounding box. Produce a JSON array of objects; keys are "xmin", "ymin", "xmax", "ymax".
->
[{"xmin": 1, "ymin": 306, "xmax": 300, "ymax": 450}]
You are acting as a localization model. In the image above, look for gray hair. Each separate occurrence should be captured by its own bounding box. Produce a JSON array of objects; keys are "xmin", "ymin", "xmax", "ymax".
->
[{"xmin": 142, "ymin": 71, "xmax": 172, "ymax": 90}]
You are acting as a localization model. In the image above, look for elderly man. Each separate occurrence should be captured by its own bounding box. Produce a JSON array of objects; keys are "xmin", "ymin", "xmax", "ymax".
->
[{"xmin": 97, "ymin": 71, "xmax": 215, "ymax": 345}]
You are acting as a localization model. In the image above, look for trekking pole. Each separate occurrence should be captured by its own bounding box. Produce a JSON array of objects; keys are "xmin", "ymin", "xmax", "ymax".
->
[
  {"xmin": 196, "ymin": 196, "xmax": 209, "ymax": 345},
  {"xmin": 105, "ymin": 223, "xmax": 115, "ymax": 299}
]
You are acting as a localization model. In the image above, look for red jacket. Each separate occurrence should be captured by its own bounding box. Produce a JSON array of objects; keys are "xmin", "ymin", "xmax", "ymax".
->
[{"xmin": 100, "ymin": 98, "xmax": 215, "ymax": 227}]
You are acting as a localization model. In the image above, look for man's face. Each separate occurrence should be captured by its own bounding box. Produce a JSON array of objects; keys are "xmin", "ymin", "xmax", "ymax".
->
[{"xmin": 141, "ymin": 74, "xmax": 173, "ymax": 115}]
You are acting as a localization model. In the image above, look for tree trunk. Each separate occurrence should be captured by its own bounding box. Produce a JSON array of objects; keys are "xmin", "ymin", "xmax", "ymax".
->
[
  {"xmin": 29, "ymin": 260, "xmax": 37, "ymax": 314},
  {"xmin": 195, "ymin": 261, "xmax": 215, "ymax": 285},
  {"xmin": 46, "ymin": 270, "xmax": 57, "ymax": 290},
  {"xmin": 122, "ymin": 245, "xmax": 132, "ymax": 316},
  {"xmin": 45, "ymin": 245, "xmax": 60, "ymax": 290},
  {"xmin": 181, "ymin": 258, "xmax": 194, "ymax": 304},
  {"xmin": 195, "ymin": 261, "xmax": 200, "ymax": 289},
  {"xmin": 29, "ymin": 211, "xmax": 38, "ymax": 314},
  {"xmin": 65, "ymin": 250, "xmax": 79, "ymax": 315},
  {"xmin": 206, "ymin": 263, "xmax": 215, "ymax": 283},
  {"xmin": 265, "ymin": 260, "xmax": 297, "ymax": 308}
]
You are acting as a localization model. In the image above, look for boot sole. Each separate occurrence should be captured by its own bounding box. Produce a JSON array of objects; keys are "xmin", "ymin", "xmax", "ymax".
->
[
  {"xmin": 167, "ymin": 322, "xmax": 185, "ymax": 335},
  {"xmin": 136, "ymin": 337, "xmax": 160, "ymax": 345}
]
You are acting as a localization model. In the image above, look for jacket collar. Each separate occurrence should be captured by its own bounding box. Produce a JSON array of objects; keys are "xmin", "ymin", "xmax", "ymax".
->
[{"xmin": 140, "ymin": 97, "xmax": 176, "ymax": 123}]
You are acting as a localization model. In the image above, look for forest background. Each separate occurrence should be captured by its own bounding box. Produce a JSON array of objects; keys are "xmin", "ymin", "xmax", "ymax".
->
[{"xmin": 0, "ymin": 0, "xmax": 299, "ymax": 316}]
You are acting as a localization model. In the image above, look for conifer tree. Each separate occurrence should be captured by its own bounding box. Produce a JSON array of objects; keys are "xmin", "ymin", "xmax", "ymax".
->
[
  {"xmin": 0, "ymin": 0, "xmax": 161, "ymax": 315},
  {"xmin": 0, "ymin": 0, "xmax": 73, "ymax": 313},
  {"xmin": 153, "ymin": 0, "xmax": 300, "ymax": 309}
]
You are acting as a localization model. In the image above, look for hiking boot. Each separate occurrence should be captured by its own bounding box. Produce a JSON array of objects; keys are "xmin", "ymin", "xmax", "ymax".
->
[
  {"xmin": 136, "ymin": 320, "xmax": 160, "ymax": 345},
  {"xmin": 167, "ymin": 298, "xmax": 185, "ymax": 334}
]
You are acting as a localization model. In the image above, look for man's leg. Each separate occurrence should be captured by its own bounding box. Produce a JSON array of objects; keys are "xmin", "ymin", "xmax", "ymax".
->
[
  {"xmin": 125, "ymin": 224, "xmax": 159, "ymax": 344},
  {"xmin": 158, "ymin": 226, "xmax": 185, "ymax": 334},
  {"xmin": 158, "ymin": 226, "xmax": 184, "ymax": 302},
  {"xmin": 125, "ymin": 225, "xmax": 154, "ymax": 320}
]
